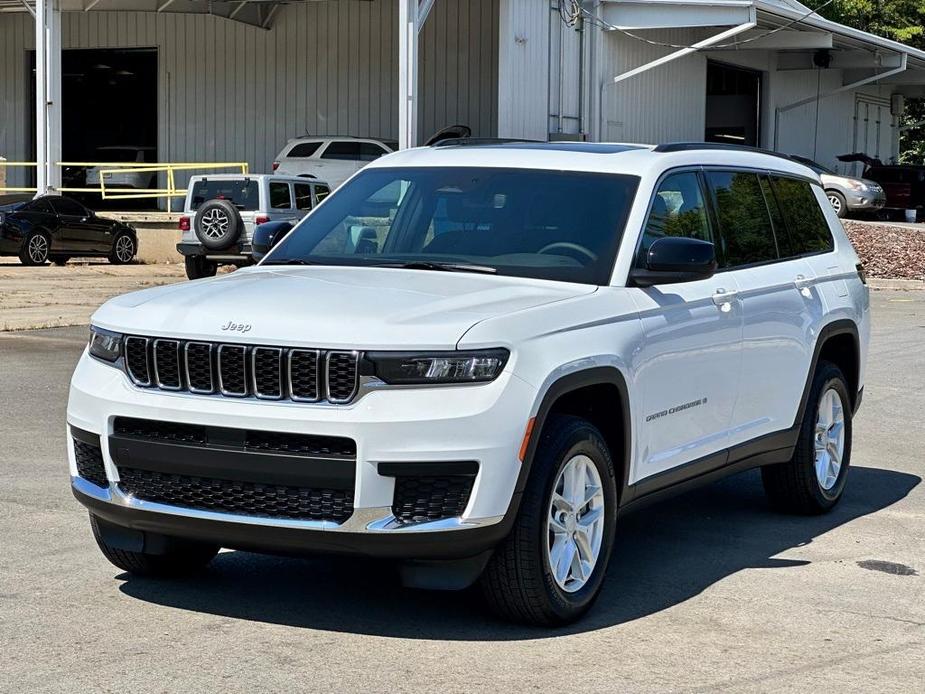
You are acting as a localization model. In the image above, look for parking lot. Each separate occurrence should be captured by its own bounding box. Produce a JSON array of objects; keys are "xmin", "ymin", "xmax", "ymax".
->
[{"xmin": 0, "ymin": 290, "xmax": 922, "ymax": 693}]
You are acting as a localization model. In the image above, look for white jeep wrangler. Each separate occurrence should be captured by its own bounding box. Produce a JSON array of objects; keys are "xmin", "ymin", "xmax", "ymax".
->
[{"xmin": 69, "ymin": 141, "xmax": 869, "ymax": 626}]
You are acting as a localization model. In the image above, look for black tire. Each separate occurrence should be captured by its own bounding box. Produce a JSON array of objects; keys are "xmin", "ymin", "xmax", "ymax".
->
[
  {"xmin": 90, "ymin": 514, "xmax": 219, "ymax": 577},
  {"xmin": 50, "ymin": 255, "xmax": 70, "ymax": 266},
  {"xmin": 184, "ymin": 255, "xmax": 218, "ymax": 280},
  {"xmin": 109, "ymin": 231, "xmax": 137, "ymax": 265},
  {"xmin": 827, "ymin": 190, "xmax": 848, "ymax": 219},
  {"xmin": 19, "ymin": 229, "xmax": 51, "ymax": 266},
  {"xmin": 480, "ymin": 415, "xmax": 618, "ymax": 626},
  {"xmin": 194, "ymin": 199, "xmax": 242, "ymax": 251},
  {"xmin": 762, "ymin": 361, "xmax": 853, "ymax": 514}
]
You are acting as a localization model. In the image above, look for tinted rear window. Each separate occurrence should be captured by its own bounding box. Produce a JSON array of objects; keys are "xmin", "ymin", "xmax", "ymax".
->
[
  {"xmin": 770, "ymin": 177, "xmax": 834, "ymax": 255},
  {"xmin": 706, "ymin": 171, "xmax": 779, "ymax": 267},
  {"xmin": 321, "ymin": 142, "xmax": 362, "ymax": 160},
  {"xmin": 190, "ymin": 180, "xmax": 260, "ymax": 211}
]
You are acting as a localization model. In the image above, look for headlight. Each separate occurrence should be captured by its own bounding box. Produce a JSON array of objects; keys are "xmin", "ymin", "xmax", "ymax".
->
[
  {"xmin": 845, "ymin": 180, "xmax": 869, "ymax": 192},
  {"xmin": 365, "ymin": 349, "xmax": 509, "ymax": 385},
  {"xmin": 88, "ymin": 326, "xmax": 123, "ymax": 363}
]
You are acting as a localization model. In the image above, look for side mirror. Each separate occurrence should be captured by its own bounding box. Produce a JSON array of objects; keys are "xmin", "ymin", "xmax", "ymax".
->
[
  {"xmin": 629, "ymin": 236, "xmax": 717, "ymax": 287},
  {"xmin": 252, "ymin": 220, "xmax": 293, "ymax": 261}
]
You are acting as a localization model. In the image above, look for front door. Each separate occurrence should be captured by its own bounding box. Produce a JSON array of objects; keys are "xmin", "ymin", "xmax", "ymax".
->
[{"xmin": 629, "ymin": 170, "xmax": 743, "ymax": 483}]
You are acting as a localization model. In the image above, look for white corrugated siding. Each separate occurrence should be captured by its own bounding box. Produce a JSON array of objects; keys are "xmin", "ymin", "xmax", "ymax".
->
[
  {"xmin": 0, "ymin": 0, "xmax": 498, "ymax": 188},
  {"xmin": 497, "ymin": 0, "xmax": 549, "ymax": 140}
]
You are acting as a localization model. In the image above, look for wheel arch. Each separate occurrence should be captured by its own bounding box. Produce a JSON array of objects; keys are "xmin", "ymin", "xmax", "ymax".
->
[
  {"xmin": 516, "ymin": 367, "xmax": 632, "ymax": 504},
  {"xmin": 795, "ymin": 319, "xmax": 861, "ymax": 426}
]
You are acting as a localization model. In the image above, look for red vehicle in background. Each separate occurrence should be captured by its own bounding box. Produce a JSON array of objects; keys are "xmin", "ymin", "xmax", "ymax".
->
[{"xmin": 838, "ymin": 153, "xmax": 925, "ymax": 220}]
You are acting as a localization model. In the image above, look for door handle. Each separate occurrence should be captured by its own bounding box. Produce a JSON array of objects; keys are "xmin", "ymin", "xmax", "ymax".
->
[{"xmin": 712, "ymin": 288, "xmax": 738, "ymax": 306}]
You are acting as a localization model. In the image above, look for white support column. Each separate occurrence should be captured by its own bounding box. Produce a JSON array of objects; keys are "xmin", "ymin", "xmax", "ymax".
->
[
  {"xmin": 398, "ymin": 0, "xmax": 419, "ymax": 149},
  {"xmin": 34, "ymin": 0, "xmax": 62, "ymax": 195},
  {"xmin": 34, "ymin": 0, "xmax": 47, "ymax": 195}
]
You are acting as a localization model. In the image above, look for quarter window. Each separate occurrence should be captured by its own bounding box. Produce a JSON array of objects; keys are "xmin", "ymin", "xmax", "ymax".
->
[
  {"xmin": 314, "ymin": 184, "xmax": 331, "ymax": 202},
  {"xmin": 358, "ymin": 143, "xmax": 388, "ymax": 162},
  {"xmin": 637, "ymin": 172, "xmax": 712, "ymax": 266},
  {"xmin": 293, "ymin": 183, "xmax": 313, "ymax": 210},
  {"xmin": 706, "ymin": 171, "xmax": 779, "ymax": 267},
  {"xmin": 770, "ymin": 176, "xmax": 834, "ymax": 255},
  {"xmin": 269, "ymin": 182, "xmax": 292, "ymax": 209}
]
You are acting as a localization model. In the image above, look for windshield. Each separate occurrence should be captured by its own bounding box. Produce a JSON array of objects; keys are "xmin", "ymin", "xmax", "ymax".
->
[
  {"xmin": 190, "ymin": 179, "xmax": 260, "ymax": 211},
  {"xmin": 265, "ymin": 167, "xmax": 638, "ymax": 285}
]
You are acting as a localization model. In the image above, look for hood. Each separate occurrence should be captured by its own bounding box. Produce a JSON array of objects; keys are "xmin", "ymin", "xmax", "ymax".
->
[{"xmin": 92, "ymin": 265, "xmax": 596, "ymax": 349}]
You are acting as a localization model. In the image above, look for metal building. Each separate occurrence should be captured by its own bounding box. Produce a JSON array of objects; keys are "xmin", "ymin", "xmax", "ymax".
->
[{"xmin": 1, "ymin": 0, "xmax": 924, "ymax": 198}]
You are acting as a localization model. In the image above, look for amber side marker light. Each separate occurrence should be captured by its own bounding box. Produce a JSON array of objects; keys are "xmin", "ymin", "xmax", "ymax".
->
[{"xmin": 519, "ymin": 417, "xmax": 536, "ymax": 462}]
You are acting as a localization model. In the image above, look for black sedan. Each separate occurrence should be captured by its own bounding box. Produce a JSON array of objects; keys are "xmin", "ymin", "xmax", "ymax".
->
[{"xmin": 0, "ymin": 195, "xmax": 137, "ymax": 266}]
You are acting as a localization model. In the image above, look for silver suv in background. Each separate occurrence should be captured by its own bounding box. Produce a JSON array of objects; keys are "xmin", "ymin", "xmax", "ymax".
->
[
  {"xmin": 176, "ymin": 174, "xmax": 330, "ymax": 279},
  {"xmin": 790, "ymin": 155, "xmax": 885, "ymax": 218},
  {"xmin": 273, "ymin": 137, "xmax": 397, "ymax": 189}
]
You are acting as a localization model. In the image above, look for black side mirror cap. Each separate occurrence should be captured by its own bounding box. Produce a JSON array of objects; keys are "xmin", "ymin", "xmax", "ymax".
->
[
  {"xmin": 252, "ymin": 220, "xmax": 293, "ymax": 261},
  {"xmin": 629, "ymin": 236, "xmax": 717, "ymax": 287}
]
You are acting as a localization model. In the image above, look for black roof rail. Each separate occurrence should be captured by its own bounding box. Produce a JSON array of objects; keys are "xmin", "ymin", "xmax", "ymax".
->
[
  {"xmin": 653, "ymin": 142, "xmax": 793, "ymax": 161},
  {"xmin": 431, "ymin": 137, "xmax": 544, "ymax": 148}
]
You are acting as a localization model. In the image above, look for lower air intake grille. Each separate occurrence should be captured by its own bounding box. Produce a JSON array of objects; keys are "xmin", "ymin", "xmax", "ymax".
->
[
  {"xmin": 392, "ymin": 476, "xmax": 474, "ymax": 524},
  {"xmin": 117, "ymin": 468, "xmax": 354, "ymax": 522},
  {"xmin": 74, "ymin": 438, "xmax": 108, "ymax": 488}
]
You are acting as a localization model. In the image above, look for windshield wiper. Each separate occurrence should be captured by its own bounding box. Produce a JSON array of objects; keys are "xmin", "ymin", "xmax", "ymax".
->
[
  {"xmin": 261, "ymin": 258, "xmax": 320, "ymax": 266},
  {"xmin": 372, "ymin": 260, "xmax": 497, "ymax": 274}
]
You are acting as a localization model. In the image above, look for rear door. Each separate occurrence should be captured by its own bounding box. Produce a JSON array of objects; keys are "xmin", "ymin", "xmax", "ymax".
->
[
  {"xmin": 292, "ymin": 182, "xmax": 314, "ymax": 219},
  {"xmin": 706, "ymin": 170, "xmax": 823, "ymax": 447},
  {"xmin": 629, "ymin": 170, "xmax": 743, "ymax": 481},
  {"xmin": 318, "ymin": 141, "xmax": 363, "ymax": 187}
]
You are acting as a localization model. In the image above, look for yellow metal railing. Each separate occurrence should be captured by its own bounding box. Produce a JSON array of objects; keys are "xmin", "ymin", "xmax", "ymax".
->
[{"xmin": 0, "ymin": 161, "xmax": 250, "ymax": 199}]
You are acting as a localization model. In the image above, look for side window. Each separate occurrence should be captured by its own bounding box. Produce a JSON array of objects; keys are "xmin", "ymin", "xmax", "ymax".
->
[
  {"xmin": 637, "ymin": 172, "xmax": 712, "ymax": 266},
  {"xmin": 314, "ymin": 184, "xmax": 331, "ymax": 202},
  {"xmin": 706, "ymin": 171, "xmax": 779, "ymax": 267},
  {"xmin": 268, "ymin": 182, "xmax": 292, "ymax": 209},
  {"xmin": 25, "ymin": 198, "xmax": 54, "ymax": 214},
  {"xmin": 50, "ymin": 197, "xmax": 88, "ymax": 217},
  {"xmin": 321, "ymin": 142, "xmax": 362, "ymax": 161},
  {"xmin": 770, "ymin": 176, "xmax": 834, "ymax": 255},
  {"xmin": 287, "ymin": 142, "xmax": 322, "ymax": 158},
  {"xmin": 293, "ymin": 183, "xmax": 313, "ymax": 210},
  {"xmin": 358, "ymin": 143, "xmax": 388, "ymax": 162}
]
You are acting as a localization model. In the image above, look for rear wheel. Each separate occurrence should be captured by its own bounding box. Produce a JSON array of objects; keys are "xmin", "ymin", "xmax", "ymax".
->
[
  {"xmin": 827, "ymin": 190, "xmax": 848, "ymax": 218},
  {"xmin": 90, "ymin": 515, "xmax": 219, "ymax": 577},
  {"xmin": 480, "ymin": 415, "xmax": 618, "ymax": 626},
  {"xmin": 19, "ymin": 230, "xmax": 50, "ymax": 266},
  {"xmin": 109, "ymin": 231, "xmax": 137, "ymax": 264},
  {"xmin": 184, "ymin": 255, "xmax": 218, "ymax": 280},
  {"xmin": 762, "ymin": 361, "xmax": 852, "ymax": 514}
]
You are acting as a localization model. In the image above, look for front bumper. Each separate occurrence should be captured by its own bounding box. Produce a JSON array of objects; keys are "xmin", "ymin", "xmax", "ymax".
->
[
  {"xmin": 847, "ymin": 190, "xmax": 886, "ymax": 211},
  {"xmin": 67, "ymin": 350, "xmax": 534, "ymax": 559}
]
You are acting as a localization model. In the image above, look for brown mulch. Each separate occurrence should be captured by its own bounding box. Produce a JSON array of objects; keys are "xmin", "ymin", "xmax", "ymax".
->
[{"xmin": 842, "ymin": 220, "xmax": 925, "ymax": 281}]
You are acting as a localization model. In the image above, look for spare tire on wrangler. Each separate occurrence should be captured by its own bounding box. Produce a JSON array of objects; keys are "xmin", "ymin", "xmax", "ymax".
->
[{"xmin": 194, "ymin": 199, "xmax": 242, "ymax": 251}]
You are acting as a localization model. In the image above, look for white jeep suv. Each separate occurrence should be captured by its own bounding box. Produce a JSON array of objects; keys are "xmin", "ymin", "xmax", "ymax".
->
[{"xmin": 68, "ymin": 141, "xmax": 869, "ymax": 626}]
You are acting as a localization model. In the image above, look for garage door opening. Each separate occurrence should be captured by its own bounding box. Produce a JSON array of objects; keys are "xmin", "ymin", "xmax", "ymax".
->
[
  {"xmin": 705, "ymin": 61, "xmax": 761, "ymax": 147},
  {"xmin": 30, "ymin": 47, "xmax": 157, "ymax": 209}
]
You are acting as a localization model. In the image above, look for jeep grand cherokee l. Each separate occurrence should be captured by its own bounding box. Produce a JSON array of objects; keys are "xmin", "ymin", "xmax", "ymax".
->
[{"xmin": 68, "ymin": 141, "xmax": 869, "ymax": 626}]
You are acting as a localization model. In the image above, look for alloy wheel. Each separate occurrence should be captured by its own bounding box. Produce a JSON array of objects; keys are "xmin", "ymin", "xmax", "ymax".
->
[
  {"xmin": 28, "ymin": 234, "xmax": 48, "ymax": 263},
  {"xmin": 201, "ymin": 209, "xmax": 229, "ymax": 239},
  {"xmin": 115, "ymin": 235, "xmax": 134, "ymax": 262},
  {"xmin": 814, "ymin": 387, "xmax": 845, "ymax": 490},
  {"xmin": 828, "ymin": 194, "xmax": 842, "ymax": 214},
  {"xmin": 546, "ymin": 454, "xmax": 606, "ymax": 593}
]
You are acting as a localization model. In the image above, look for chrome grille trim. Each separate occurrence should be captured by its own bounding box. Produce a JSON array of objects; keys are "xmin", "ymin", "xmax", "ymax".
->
[
  {"xmin": 184, "ymin": 342, "xmax": 215, "ymax": 394},
  {"xmin": 152, "ymin": 339, "xmax": 182, "ymax": 391},
  {"xmin": 124, "ymin": 336, "xmax": 151, "ymax": 386},
  {"xmin": 217, "ymin": 344, "xmax": 249, "ymax": 397},
  {"xmin": 251, "ymin": 347, "xmax": 284, "ymax": 400},
  {"xmin": 326, "ymin": 351, "xmax": 360, "ymax": 404},
  {"xmin": 288, "ymin": 349, "xmax": 321, "ymax": 402}
]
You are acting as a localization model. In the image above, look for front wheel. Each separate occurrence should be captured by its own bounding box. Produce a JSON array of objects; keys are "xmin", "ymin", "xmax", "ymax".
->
[
  {"xmin": 184, "ymin": 255, "xmax": 218, "ymax": 280},
  {"xmin": 109, "ymin": 231, "xmax": 137, "ymax": 264},
  {"xmin": 90, "ymin": 515, "xmax": 219, "ymax": 577},
  {"xmin": 480, "ymin": 415, "xmax": 618, "ymax": 626},
  {"xmin": 19, "ymin": 230, "xmax": 50, "ymax": 266},
  {"xmin": 762, "ymin": 361, "xmax": 852, "ymax": 514},
  {"xmin": 827, "ymin": 190, "xmax": 848, "ymax": 218}
]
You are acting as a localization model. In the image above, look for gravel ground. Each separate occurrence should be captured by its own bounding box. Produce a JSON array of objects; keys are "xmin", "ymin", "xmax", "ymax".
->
[{"xmin": 842, "ymin": 220, "xmax": 925, "ymax": 281}]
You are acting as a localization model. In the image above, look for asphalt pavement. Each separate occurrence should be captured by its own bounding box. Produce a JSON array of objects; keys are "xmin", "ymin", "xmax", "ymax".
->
[{"xmin": 0, "ymin": 291, "xmax": 923, "ymax": 693}]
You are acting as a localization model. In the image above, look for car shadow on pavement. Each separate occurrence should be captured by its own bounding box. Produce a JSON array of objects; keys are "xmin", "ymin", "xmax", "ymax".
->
[{"xmin": 116, "ymin": 466, "xmax": 919, "ymax": 640}]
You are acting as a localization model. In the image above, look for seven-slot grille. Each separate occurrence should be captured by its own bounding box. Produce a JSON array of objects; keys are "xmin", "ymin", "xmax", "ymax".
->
[{"xmin": 124, "ymin": 336, "xmax": 359, "ymax": 404}]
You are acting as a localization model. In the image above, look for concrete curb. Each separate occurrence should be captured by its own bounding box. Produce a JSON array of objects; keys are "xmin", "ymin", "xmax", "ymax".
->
[{"xmin": 868, "ymin": 278, "xmax": 925, "ymax": 291}]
